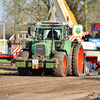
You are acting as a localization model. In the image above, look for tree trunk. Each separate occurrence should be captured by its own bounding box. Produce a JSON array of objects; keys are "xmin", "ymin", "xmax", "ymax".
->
[{"xmin": 84, "ymin": 0, "xmax": 87, "ymax": 32}]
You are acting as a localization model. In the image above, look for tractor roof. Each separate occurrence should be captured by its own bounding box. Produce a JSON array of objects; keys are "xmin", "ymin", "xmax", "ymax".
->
[{"xmin": 36, "ymin": 21, "xmax": 68, "ymax": 27}]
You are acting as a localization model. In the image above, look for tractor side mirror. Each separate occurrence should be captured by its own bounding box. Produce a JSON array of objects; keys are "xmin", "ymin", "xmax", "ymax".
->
[
  {"xmin": 28, "ymin": 27, "xmax": 31, "ymax": 36},
  {"xmin": 69, "ymin": 28, "xmax": 72, "ymax": 35}
]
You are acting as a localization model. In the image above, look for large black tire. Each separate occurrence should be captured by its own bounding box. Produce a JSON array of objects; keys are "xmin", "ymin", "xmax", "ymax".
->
[
  {"xmin": 72, "ymin": 43, "xmax": 84, "ymax": 76},
  {"xmin": 18, "ymin": 67, "xmax": 32, "ymax": 76},
  {"xmin": 67, "ymin": 43, "xmax": 76, "ymax": 75},
  {"xmin": 53, "ymin": 52, "xmax": 67, "ymax": 77},
  {"xmin": 18, "ymin": 51, "xmax": 31, "ymax": 76},
  {"xmin": 18, "ymin": 51, "xmax": 29, "ymax": 60}
]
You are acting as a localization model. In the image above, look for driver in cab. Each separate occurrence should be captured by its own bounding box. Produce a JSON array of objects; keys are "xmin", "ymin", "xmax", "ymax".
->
[{"xmin": 47, "ymin": 29, "xmax": 59, "ymax": 40}]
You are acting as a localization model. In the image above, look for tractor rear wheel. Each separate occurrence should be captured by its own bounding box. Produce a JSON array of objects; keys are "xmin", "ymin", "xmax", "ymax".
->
[
  {"xmin": 72, "ymin": 43, "xmax": 84, "ymax": 76},
  {"xmin": 67, "ymin": 43, "xmax": 76, "ymax": 75},
  {"xmin": 53, "ymin": 52, "xmax": 67, "ymax": 77}
]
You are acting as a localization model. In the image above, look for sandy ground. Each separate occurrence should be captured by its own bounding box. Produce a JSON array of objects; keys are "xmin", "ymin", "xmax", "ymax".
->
[{"xmin": 0, "ymin": 63, "xmax": 100, "ymax": 100}]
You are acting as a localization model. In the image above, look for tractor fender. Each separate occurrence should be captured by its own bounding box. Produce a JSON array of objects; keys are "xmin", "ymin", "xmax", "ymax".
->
[
  {"xmin": 21, "ymin": 48, "xmax": 32, "ymax": 58},
  {"xmin": 22, "ymin": 48, "xmax": 31, "ymax": 51},
  {"xmin": 57, "ymin": 49, "xmax": 67, "ymax": 55},
  {"xmin": 71, "ymin": 41, "xmax": 77, "ymax": 47}
]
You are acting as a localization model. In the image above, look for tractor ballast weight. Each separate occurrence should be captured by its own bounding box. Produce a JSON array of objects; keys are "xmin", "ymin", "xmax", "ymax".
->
[{"xmin": 15, "ymin": 22, "xmax": 84, "ymax": 77}]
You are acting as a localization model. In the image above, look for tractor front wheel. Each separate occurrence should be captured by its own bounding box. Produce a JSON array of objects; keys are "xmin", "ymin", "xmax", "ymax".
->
[
  {"xmin": 18, "ymin": 51, "xmax": 29, "ymax": 60},
  {"xmin": 53, "ymin": 52, "xmax": 67, "ymax": 77},
  {"xmin": 18, "ymin": 51, "xmax": 31, "ymax": 76}
]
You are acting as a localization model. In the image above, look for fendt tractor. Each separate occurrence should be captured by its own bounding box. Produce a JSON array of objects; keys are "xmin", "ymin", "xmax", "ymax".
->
[
  {"xmin": 15, "ymin": 21, "xmax": 84, "ymax": 77},
  {"xmin": 15, "ymin": 0, "xmax": 100, "ymax": 77}
]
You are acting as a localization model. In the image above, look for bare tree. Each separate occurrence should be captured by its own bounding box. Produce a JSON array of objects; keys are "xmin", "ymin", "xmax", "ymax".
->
[
  {"xmin": 65, "ymin": 0, "xmax": 100, "ymax": 31},
  {"xmin": 5, "ymin": 0, "xmax": 100, "ymax": 36}
]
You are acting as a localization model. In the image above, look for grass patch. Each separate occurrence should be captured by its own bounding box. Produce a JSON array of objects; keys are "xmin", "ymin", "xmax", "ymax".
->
[
  {"xmin": 0, "ymin": 70, "xmax": 11, "ymax": 73},
  {"xmin": 0, "ymin": 59, "xmax": 11, "ymax": 63}
]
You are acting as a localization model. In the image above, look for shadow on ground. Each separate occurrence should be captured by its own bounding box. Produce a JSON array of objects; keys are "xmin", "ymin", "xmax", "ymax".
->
[{"xmin": 82, "ymin": 76, "xmax": 100, "ymax": 81}]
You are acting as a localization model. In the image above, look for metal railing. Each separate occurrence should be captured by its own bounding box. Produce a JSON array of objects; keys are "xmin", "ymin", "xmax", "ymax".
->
[{"xmin": 0, "ymin": 45, "xmax": 25, "ymax": 54}]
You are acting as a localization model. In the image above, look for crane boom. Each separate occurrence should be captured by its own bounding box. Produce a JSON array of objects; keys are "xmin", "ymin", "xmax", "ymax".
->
[
  {"xmin": 49, "ymin": 0, "xmax": 56, "ymax": 22},
  {"xmin": 48, "ymin": 0, "xmax": 85, "ymax": 41},
  {"xmin": 49, "ymin": 0, "xmax": 78, "ymax": 27}
]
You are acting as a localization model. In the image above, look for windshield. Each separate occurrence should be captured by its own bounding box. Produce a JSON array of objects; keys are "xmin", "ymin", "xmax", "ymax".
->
[{"xmin": 37, "ymin": 27, "xmax": 61, "ymax": 40}]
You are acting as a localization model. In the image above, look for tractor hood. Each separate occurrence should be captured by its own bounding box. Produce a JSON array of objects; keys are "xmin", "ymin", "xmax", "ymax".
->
[{"xmin": 32, "ymin": 41, "xmax": 54, "ymax": 56}]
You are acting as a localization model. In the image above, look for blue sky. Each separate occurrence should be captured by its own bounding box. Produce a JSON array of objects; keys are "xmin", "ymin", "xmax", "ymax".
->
[{"xmin": 0, "ymin": 4, "xmax": 3, "ymax": 21}]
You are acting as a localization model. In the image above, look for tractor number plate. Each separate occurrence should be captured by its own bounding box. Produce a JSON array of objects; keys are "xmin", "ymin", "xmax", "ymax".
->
[
  {"xmin": 32, "ymin": 59, "xmax": 38, "ymax": 65},
  {"xmin": 32, "ymin": 59, "xmax": 38, "ymax": 69}
]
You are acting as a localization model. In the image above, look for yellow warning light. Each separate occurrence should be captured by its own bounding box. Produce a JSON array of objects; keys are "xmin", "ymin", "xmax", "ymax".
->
[
  {"xmin": 37, "ymin": 16, "xmax": 39, "ymax": 19},
  {"xmin": 62, "ymin": 41, "xmax": 64, "ymax": 43}
]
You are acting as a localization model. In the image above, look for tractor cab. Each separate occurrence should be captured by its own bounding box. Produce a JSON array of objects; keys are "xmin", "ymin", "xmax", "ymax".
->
[
  {"xmin": 31, "ymin": 21, "xmax": 72, "ymax": 57},
  {"xmin": 34, "ymin": 21, "xmax": 70, "ymax": 41}
]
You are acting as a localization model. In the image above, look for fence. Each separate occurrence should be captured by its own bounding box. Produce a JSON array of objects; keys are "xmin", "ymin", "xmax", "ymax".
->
[
  {"xmin": 0, "ymin": 43, "xmax": 25, "ymax": 55},
  {"xmin": 0, "ymin": 39, "xmax": 27, "ymax": 58}
]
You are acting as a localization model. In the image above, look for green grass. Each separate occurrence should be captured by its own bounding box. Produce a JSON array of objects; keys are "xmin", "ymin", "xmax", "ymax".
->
[
  {"xmin": 0, "ymin": 59, "xmax": 11, "ymax": 63},
  {"xmin": 0, "ymin": 70, "xmax": 11, "ymax": 73}
]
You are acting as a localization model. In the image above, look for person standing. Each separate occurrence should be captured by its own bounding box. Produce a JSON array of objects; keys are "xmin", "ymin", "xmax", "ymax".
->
[
  {"xmin": 95, "ymin": 31, "xmax": 100, "ymax": 38},
  {"xmin": 7, "ymin": 40, "xmax": 12, "ymax": 54},
  {"xmin": 82, "ymin": 31, "xmax": 92, "ymax": 41}
]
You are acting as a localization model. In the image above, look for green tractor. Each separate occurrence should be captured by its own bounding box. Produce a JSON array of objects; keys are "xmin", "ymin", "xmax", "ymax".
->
[{"xmin": 16, "ymin": 22, "xmax": 84, "ymax": 77}]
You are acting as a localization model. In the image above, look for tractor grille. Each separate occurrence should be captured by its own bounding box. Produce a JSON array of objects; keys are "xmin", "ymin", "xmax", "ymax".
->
[{"xmin": 36, "ymin": 45, "xmax": 45, "ymax": 56}]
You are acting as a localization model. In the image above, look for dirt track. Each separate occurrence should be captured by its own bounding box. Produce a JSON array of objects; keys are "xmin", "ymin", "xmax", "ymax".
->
[{"xmin": 0, "ymin": 64, "xmax": 100, "ymax": 100}]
